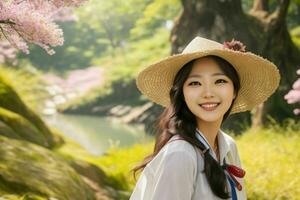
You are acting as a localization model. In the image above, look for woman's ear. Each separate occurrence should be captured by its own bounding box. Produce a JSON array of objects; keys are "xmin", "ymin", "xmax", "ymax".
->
[{"xmin": 233, "ymin": 92, "xmax": 236, "ymax": 100}]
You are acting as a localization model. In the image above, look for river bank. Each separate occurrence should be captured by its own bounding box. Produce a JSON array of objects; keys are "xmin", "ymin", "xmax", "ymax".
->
[
  {"xmin": 43, "ymin": 113, "xmax": 152, "ymax": 156},
  {"xmin": 0, "ymin": 69, "xmax": 132, "ymax": 199}
]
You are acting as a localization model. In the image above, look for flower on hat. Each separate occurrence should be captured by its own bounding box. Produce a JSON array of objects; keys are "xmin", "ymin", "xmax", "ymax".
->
[{"xmin": 223, "ymin": 39, "xmax": 246, "ymax": 52}]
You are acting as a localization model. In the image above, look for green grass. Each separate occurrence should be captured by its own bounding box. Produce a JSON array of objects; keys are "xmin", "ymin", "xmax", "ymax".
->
[
  {"xmin": 91, "ymin": 142, "xmax": 154, "ymax": 191},
  {"xmin": 0, "ymin": 194, "xmax": 47, "ymax": 200},
  {"xmin": 54, "ymin": 132, "xmax": 97, "ymax": 162},
  {"xmin": 239, "ymin": 125, "xmax": 300, "ymax": 200}
]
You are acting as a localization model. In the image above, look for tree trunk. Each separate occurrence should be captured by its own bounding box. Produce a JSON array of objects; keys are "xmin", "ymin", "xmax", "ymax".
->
[
  {"xmin": 171, "ymin": 0, "xmax": 300, "ymax": 130},
  {"xmin": 251, "ymin": 0, "xmax": 269, "ymax": 12}
]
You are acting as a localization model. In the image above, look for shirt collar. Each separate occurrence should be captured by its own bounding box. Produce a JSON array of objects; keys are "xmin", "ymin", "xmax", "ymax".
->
[{"xmin": 195, "ymin": 128, "xmax": 230, "ymax": 164}]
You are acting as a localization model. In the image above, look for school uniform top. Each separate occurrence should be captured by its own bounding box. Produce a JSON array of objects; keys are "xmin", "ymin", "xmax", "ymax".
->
[{"xmin": 129, "ymin": 129, "xmax": 247, "ymax": 200}]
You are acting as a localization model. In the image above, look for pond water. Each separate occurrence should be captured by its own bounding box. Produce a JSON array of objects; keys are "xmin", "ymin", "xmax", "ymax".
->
[{"xmin": 43, "ymin": 113, "xmax": 152, "ymax": 156}]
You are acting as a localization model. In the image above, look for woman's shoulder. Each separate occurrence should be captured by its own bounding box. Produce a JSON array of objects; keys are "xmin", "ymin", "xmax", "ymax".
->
[
  {"xmin": 147, "ymin": 135, "xmax": 198, "ymax": 171},
  {"xmin": 164, "ymin": 135, "xmax": 196, "ymax": 155}
]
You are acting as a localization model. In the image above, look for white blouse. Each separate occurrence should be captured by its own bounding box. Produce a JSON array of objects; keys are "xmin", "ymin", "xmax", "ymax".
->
[{"xmin": 129, "ymin": 129, "xmax": 247, "ymax": 200}]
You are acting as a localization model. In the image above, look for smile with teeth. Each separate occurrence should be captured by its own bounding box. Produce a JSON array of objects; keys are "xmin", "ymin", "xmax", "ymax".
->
[
  {"xmin": 201, "ymin": 104, "xmax": 218, "ymax": 107},
  {"xmin": 199, "ymin": 103, "xmax": 220, "ymax": 111}
]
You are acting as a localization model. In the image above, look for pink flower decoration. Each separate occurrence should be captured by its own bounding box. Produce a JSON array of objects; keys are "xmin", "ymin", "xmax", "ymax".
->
[{"xmin": 223, "ymin": 39, "xmax": 246, "ymax": 52}]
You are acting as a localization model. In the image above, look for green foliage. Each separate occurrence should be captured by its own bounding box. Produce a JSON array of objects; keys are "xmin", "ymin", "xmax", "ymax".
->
[
  {"xmin": 18, "ymin": 21, "xmax": 106, "ymax": 73},
  {"xmin": 290, "ymin": 26, "xmax": 300, "ymax": 49},
  {"xmin": 77, "ymin": 0, "xmax": 150, "ymax": 45},
  {"xmin": 241, "ymin": 0, "xmax": 252, "ymax": 12},
  {"xmin": 0, "ymin": 65, "xmax": 47, "ymax": 111},
  {"xmin": 103, "ymin": 27, "xmax": 171, "ymax": 82},
  {"xmin": 288, "ymin": 0, "xmax": 300, "ymax": 28},
  {"xmin": 130, "ymin": 0, "xmax": 180, "ymax": 39}
]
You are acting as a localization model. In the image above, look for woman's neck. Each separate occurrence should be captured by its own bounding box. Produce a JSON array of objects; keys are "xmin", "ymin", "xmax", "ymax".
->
[{"xmin": 196, "ymin": 119, "xmax": 222, "ymax": 149}]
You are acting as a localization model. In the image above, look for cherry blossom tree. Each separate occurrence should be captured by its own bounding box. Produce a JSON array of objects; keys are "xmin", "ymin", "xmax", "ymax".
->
[
  {"xmin": 284, "ymin": 69, "xmax": 300, "ymax": 115},
  {"xmin": 0, "ymin": 0, "xmax": 87, "ymax": 63},
  {"xmin": 0, "ymin": 40, "xmax": 18, "ymax": 64}
]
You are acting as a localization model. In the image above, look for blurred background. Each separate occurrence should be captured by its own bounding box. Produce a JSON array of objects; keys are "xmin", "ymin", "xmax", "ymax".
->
[{"xmin": 0, "ymin": 0, "xmax": 299, "ymax": 199}]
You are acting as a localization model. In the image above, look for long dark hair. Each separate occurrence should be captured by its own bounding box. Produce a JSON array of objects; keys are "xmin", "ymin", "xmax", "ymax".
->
[{"xmin": 132, "ymin": 55, "xmax": 240, "ymax": 199}]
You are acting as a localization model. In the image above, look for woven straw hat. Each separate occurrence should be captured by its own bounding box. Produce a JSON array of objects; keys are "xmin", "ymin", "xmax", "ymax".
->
[{"xmin": 136, "ymin": 36, "xmax": 280, "ymax": 114}]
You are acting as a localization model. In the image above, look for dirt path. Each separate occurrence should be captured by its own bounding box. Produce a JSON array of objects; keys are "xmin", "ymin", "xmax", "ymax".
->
[{"xmin": 41, "ymin": 66, "xmax": 106, "ymax": 115}]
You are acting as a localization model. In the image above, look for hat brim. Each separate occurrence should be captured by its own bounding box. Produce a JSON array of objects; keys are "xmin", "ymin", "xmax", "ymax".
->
[{"xmin": 136, "ymin": 49, "xmax": 280, "ymax": 114}]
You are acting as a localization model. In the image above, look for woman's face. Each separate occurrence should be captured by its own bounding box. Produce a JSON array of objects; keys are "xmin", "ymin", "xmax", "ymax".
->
[{"xmin": 183, "ymin": 57, "xmax": 236, "ymax": 123}]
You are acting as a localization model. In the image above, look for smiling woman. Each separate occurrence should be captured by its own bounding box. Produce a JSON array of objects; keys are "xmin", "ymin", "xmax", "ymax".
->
[{"xmin": 130, "ymin": 36, "xmax": 280, "ymax": 200}]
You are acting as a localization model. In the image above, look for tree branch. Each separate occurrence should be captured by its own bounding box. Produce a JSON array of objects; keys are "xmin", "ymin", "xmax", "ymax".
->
[
  {"xmin": 0, "ymin": 26, "xmax": 19, "ymax": 50},
  {"xmin": 267, "ymin": 0, "xmax": 290, "ymax": 28},
  {"xmin": 0, "ymin": 20, "xmax": 16, "ymax": 25},
  {"xmin": 249, "ymin": 0, "xmax": 269, "ymax": 19},
  {"xmin": 251, "ymin": 0, "xmax": 269, "ymax": 12}
]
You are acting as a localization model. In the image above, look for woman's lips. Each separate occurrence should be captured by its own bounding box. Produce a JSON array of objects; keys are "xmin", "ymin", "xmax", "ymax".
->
[{"xmin": 199, "ymin": 103, "xmax": 220, "ymax": 111}]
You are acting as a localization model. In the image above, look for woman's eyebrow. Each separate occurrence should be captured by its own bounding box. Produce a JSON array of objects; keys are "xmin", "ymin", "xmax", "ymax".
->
[{"xmin": 188, "ymin": 73, "xmax": 225, "ymax": 78}]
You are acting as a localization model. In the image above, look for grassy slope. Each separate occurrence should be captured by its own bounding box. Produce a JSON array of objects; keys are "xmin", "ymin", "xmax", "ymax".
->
[
  {"xmin": 239, "ymin": 124, "xmax": 300, "ymax": 200},
  {"xmin": 0, "ymin": 66, "xmax": 61, "ymax": 148}
]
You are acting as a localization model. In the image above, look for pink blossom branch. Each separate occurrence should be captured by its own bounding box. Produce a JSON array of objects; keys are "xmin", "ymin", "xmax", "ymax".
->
[
  {"xmin": 284, "ymin": 69, "xmax": 300, "ymax": 115},
  {"xmin": 0, "ymin": 0, "xmax": 86, "ymax": 59},
  {"xmin": 0, "ymin": 39, "xmax": 18, "ymax": 64}
]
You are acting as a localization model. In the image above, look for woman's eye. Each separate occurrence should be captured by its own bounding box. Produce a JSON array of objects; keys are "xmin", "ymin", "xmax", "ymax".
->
[
  {"xmin": 216, "ymin": 79, "xmax": 227, "ymax": 84},
  {"xmin": 188, "ymin": 79, "xmax": 227, "ymax": 86},
  {"xmin": 189, "ymin": 81, "xmax": 201, "ymax": 86}
]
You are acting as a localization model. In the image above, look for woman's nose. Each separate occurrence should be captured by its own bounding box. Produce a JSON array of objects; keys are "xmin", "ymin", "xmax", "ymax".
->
[{"xmin": 202, "ymin": 85, "xmax": 215, "ymax": 98}]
